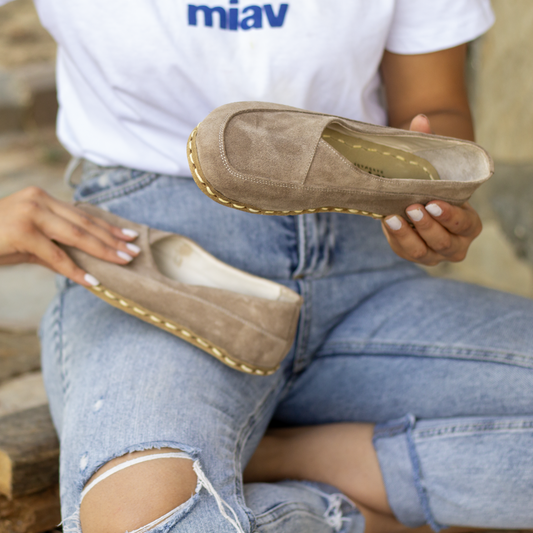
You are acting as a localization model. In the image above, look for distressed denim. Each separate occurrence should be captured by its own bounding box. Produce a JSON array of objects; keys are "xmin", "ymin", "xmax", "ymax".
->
[{"xmin": 41, "ymin": 163, "xmax": 533, "ymax": 532}]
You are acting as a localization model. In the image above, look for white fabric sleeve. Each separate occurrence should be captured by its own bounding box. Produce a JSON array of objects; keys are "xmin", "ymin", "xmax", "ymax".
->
[{"xmin": 386, "ymin": 0, "xmax": 494, "ymax": 55}]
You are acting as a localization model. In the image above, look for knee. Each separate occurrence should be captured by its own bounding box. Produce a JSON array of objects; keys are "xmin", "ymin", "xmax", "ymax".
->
[{"xmin": 79, "ymin": 448, "xmax": 197, "ymax": 533}]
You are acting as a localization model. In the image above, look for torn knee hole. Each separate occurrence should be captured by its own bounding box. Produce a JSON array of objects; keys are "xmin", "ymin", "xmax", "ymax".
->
[{"xmin": 79, "ymin": 448, "xmax": 197, "ymax": 533}]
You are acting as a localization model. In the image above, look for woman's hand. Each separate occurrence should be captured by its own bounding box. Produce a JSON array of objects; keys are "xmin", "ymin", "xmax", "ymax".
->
[
  {"xmin": 0, "ymin": 186, "xmax": 141, "ymax": 286},
  {"xmin": 381, "ymin": 114, "xmax": 483, "ymax": 266},
  {"xmin": 382, "ymin": 200, "xmax": 482, "ymax": 266}
]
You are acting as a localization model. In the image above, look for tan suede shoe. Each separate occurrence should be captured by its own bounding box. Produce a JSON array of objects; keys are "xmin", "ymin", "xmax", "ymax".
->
[
  {"xmin": 62, "ymin": 204, "xmax": 302, "ymax": 376},
  {"xmin": 188, "ymin": 101, "xmax": 493, "ymax": 219}
]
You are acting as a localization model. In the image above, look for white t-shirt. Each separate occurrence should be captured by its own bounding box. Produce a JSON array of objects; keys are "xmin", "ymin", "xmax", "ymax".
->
[{"xmin": 1, "ymin": 0, "xmax": 494, "ymax": 176}]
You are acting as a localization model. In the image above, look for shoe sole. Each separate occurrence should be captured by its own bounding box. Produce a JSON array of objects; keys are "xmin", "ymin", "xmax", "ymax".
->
[
  {"xmin": 86, "ymin": 283, "xmax": 278, "ymax": 376},
  {"xmin": 188, "ymin": 127, "xmax": 385, "ymax": 220}
]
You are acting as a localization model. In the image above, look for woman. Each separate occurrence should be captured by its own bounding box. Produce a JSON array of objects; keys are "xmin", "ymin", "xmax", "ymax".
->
[{"xmin": 1, "ymin": 1, "xmax": 532, "ymax": 532}]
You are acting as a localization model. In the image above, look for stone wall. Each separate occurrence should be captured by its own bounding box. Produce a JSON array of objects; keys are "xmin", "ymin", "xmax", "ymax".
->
[{"xmin": 473, "ymin": 0, "xmax": 533, "ymax": 163}]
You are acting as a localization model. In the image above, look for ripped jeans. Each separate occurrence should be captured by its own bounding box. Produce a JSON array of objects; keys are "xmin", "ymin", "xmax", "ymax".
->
[{"xmin": 41, "ymin": 163, "xmax": 533, "ymax": 532}]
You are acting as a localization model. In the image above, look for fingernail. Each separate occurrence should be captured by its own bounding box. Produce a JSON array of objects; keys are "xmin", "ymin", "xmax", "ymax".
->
[
  {"xmin": 426, "ymin": 204, "xmax": 443, "ymax": 217},
  {"xmin": 117, "ymin": 250, "xmax": 133, "ymax": 262},
  {"xmin": 126, "ymin": 243, "xmax": 141, "ymax": 255},
  {"xmin": 84, "ymin": 273, "xmax": 100, "ymax": 286},
  {"xmin": 122, "ymin": 228, "xmax": 139, "ymax": 238},
  {"xmin": 407, "ymin": 208, "xmax": 423, "ymax": 222},
  {"xmin": 385, "ymin": 216, "xmax": 402, "ymax": 231}
]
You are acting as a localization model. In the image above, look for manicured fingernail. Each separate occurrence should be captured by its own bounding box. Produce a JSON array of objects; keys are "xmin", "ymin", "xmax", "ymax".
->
[
  {"xmin": 84, "ymin": 273, "xmax": 100, "ymax": 286},
  {"xmin": 426, "ymin": 204, "xmax": 443, "ymax": 217},
  {"xmin": 407, "ymin": 208, "xmax": 423, "ymax": 222},
  {"xmin": 122, "ymin": 228, "xmax": 139, "ymax": 238},
  {"xmin": 126, "ymin": 243, "xmax": 141, "ymax": 255},
  {"xmin": 385, "ymin": 216, "xmax": 402, "ymax": 231},
  {"xmin": 117, "ymin": 250, "xmax": 133, "ymax": 262}
]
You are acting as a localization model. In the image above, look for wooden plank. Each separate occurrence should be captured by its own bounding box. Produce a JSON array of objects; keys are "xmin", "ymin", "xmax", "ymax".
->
[
  {"xmin": 0, "ymin": 330, "xmax": 41, "ymax": 385},
  {"xmin": 0, "ymin": 406, "xmax": 59, "ymax": 499},
  {"xmin": 0, "ymin": 485, "xmax": 60, "ymax": 533}
]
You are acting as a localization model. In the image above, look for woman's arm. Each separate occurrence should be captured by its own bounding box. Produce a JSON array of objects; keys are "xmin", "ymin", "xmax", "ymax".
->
[
  {"xmin": 380, "ymin": 44, "xmax": 482, "ymax": 266},
  {"xmin": 0, "ymin": 187, "xmax": 141, "ymax": 286}
]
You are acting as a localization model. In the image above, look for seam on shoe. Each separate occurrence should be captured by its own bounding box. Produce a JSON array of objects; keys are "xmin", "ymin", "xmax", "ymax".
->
[
  {"xmin": 190, "ymin": 130, "xmax": 388, "ymax": 219},
  {"xmin": 87, "ymin": 284, "xmax": 278, "ymax": 376}
]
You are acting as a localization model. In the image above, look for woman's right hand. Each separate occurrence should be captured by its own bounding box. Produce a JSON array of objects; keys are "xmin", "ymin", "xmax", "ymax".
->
[{"xmin": 0, "ymin": 186, "xmax": 141, "ymax": 286}]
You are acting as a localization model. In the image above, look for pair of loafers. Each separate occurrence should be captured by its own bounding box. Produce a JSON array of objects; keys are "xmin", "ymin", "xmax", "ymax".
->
[{"xmin": 69, "ymin": 102, "xmax": 493, "ymax": 376}]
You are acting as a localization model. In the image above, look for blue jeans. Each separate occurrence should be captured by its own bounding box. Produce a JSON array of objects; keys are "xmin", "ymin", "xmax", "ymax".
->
[{"xmin": 41, "ymin": 164, "xmax": 533, "ymax": 533}]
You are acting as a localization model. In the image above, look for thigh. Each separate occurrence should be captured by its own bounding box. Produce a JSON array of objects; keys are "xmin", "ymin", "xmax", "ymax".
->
[
  {"xmin": 41, "ymin": 167, "xmax": 363, "ymax": 533},
  {"xmin": 274, "ymin": 276, "xmax": 533, "ymax": 425},
  {"xmin": 41, "ymin": 279, "xmax": 287, "ymax": 529}
]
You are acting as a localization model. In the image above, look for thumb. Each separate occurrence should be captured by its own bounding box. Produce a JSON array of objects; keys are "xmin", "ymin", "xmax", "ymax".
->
[{"xmin": 409, "ymin": 114, "xmax": 433, "ymax": 134}]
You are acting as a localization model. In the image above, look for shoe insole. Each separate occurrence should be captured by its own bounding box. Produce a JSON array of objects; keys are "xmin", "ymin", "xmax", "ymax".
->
[
  {"xmin": 322, "ymin": 128, "xmax": 440, "ymax": 181},
  {"xmin": 152, "ymin": 236, "xmax": 299, "ymax": 302}
]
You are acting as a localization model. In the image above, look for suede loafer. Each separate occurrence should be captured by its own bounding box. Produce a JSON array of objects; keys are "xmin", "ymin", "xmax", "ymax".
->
[
  {"xmin": 62, "ymin": 203, "xmax": 303, "ymax": 376},
  {"xmin": 188, "ymin": 101, "xmax": 494, "ymax": 219}
]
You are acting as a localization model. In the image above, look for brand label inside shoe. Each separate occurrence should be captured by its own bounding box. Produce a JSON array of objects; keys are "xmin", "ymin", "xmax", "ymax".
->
[{"xmin": 352, "ymin": 163, "xmax": 385, "ymax": 177}]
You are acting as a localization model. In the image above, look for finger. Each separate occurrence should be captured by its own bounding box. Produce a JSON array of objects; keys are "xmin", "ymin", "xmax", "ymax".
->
[
  {"xmin": 382, "ymin": 215, "xmax": 441, "ymax": 266},
  {"xmin": 39, "ymin": 215, "xmax": 137, "ymax": 265},
  {"xmin": 0, "ymin": 252, "xmax": 34, "ymax": 266},
  {"xmin": 424, "ymin": 201, "xmax": 482, "ymax": 238},
  {"xmin": 47, "ymin": 200, "xmax": 141, "ymax": 252},
  {"xmin": 409, "ymin": 114, "xmax": 433, "ymax": 134},
  {"xmin": 405, "ymin": 204, "xmax": 463, "ymax": 260},
  {"xmin": 21, "ymin": 230, "xmax": 101, "ymax": 287}
]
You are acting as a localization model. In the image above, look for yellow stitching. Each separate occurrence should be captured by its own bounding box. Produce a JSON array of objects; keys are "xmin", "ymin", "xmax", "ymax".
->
[
  {"xmin": 233, "ymin": 204, "xmax": 245, "ymax": 209},
  {"xmin": 206, "ymin": 186, "xmax": 215, "ymax": 196},
  {"xmin": 193, "ymin": 168, "xmax": 205, "ymax": 184},
  {"xmin": 249, "ymin": 208, "xmax": 260, "ymax": 213},
  {"xmin": 323, "ymin": 136, "xmax": 435, "ymax": 180},
  {"xmin": 94, "ymin": 280, "xmax": 273, "ymax": 376}
]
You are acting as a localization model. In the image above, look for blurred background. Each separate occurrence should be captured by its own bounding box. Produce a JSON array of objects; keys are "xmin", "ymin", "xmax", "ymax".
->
[{"xmin": 0, "ymin": 1, "xmax": 532, "ymax": 530}]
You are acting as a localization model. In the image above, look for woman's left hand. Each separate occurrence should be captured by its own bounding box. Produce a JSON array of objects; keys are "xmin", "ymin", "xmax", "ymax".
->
[
  {"xmin": 381, "ymin": 200, "xmax": 482, "ymax": 266},
  {"xmin": 381, "ymin": 113, "xmax": 482, "ymax": 266}
]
